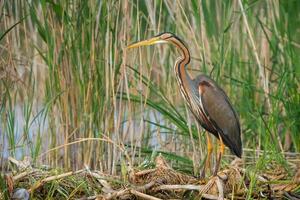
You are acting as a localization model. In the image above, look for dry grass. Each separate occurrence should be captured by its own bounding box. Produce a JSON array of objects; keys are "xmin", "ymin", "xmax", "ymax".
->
[{"xmin": 2, "ymin": 155, "xmax": 300, "ymax": 199}]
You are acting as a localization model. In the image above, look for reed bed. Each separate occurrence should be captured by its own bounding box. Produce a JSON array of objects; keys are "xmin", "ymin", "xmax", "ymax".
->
[{"xmin": 0, "ymin": 0, "xmax": 299, "ymax": 199}]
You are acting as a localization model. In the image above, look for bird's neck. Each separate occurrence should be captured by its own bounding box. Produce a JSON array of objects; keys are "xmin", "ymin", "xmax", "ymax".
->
[{"xmin": 174, "ymin": 43, "xmax": 193, "ymax": 92}]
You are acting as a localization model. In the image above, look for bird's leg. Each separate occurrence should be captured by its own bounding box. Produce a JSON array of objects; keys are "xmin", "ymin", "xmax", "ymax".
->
[
  {"xmin": 205, "ymin": 133, "xmax": 213, "ymax": 173},
  {"xmin": 200, "ymin": 132, "xmax": 213, "ymax": 179},
  {"xmin": 213, "ymin": 136, "xmax": 225, "ymax": 176}
]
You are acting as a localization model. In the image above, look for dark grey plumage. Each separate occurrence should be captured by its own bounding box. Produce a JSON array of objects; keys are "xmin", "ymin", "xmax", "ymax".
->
[{"xmin": 193, "ymin": 75, "xmax": 242, "ymax": 157}]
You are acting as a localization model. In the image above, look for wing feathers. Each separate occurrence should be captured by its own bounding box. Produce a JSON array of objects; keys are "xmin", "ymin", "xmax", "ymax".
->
[{"xmin": 198, "ymin": 80, "xmax": 242, "ymax": 157}]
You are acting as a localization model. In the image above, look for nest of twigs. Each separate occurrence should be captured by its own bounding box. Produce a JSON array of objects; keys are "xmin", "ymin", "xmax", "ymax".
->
[{"xmin": 1, "ymin": 155, "xmax": 300, "ymax": 199}]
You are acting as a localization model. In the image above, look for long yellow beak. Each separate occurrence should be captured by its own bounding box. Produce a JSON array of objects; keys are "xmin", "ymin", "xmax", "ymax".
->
[{"xmin": 127, "ymin": 36, "xmax": 167, "ymax": 49}]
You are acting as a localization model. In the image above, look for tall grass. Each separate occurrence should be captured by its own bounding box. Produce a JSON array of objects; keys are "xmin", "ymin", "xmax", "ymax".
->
[{"xmin": 0, "ymin": 0, "xmax": 299, "ymax": 179}]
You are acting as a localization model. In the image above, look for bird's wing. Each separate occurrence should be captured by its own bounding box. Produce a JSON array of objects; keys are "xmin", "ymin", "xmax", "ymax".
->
[{"xmin": 198, "ymin": 80, "xmax": 242, "ymax": 157}]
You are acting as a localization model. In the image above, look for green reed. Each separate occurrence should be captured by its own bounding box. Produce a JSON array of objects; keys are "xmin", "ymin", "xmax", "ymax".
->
[{"xmin": 0, "ymin": 0, "xmax": 299, "ymax": 185}]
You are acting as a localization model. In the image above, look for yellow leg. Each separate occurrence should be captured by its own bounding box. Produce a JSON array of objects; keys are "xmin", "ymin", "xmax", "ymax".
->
[
  {"xmin": 205, "ymin": 133, "xmax": 213, "ymax": 172},
  {"xmin": 200, "ymin": 132, "xmax": 213, "ymax": 179},
  {"xmin": 213, "ymin": 136, "xmax": 225, "ymax": 176},
  {"xmin": 220, "ymin": 138, "xmax": 225, "ymax": 155}
]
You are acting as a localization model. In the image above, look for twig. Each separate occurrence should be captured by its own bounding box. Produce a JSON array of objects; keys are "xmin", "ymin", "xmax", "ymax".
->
[
  {"xmin": 105, "ymin": 188, "xmax": 130, "ymax": 200},
  {"xmin": 155, "ymin": 184, "xmax": 202, "ymax": 191},
  {"xmin": 29, "ymin": 169, "xmax": 86, "ymax": 192},
  {"xmin": 38, "ymin": 135, "xmax": 133, "ymax": 166},
  {"xmin": 76, "ymin": 195, "xmax": 97, "ymax": 200},
  {"xmin": 216, "ymin": 177, "xmax": 224, "ymax": 199},
  {"xmin": 130, "ymin": 189, "xmax": 162, "ymax": 200},
  {"xmin": 8, "ymin": 156, "xmax": 32, "ymax": 170},
  {"xmin": 200, "ymin": 194, "xmax": 227, "ymax": 200},
  {"xmin": 12, "ymin": 169, "xmax": 39, "ymax": 182},
  {"xmin": 38, "ymin": 138, "xmax": 120, "ymax": 159},
  {"xmin": 85, "ymin": 169, "xmax": 115, "ymax": 192}
]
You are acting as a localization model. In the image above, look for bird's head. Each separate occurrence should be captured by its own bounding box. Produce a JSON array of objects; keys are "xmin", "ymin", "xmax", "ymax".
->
[{"xmin": 127, "ymin": 32, "xmax": 174, "ymax": 49}]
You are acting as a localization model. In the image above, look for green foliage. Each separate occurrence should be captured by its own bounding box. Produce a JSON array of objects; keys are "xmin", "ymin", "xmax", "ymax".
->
[
  {"xmin": 0, "ymin": 174, "xmax": 10, "ymax": 199},
  {"xmin": 0, "ymin": 0, "xmax": 299, "ymax": 191}
]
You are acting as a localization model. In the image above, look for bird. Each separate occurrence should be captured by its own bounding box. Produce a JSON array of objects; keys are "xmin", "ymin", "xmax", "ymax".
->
[{"xmin": 127, "ymin": 32, "xmax": 242, "ymax": 177}]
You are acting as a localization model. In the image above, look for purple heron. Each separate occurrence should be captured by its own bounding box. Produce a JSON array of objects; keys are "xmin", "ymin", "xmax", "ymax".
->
[{"xmin": 127, "ymin": 32, "xmax": 242, "ymax": 177}]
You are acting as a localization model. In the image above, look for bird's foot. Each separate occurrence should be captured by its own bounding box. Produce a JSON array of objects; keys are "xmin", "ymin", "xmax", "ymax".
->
[
  {"xmin": 198, "ymin": 167, "xmax": 210, "ymax": 184},
  {"xmin": 200, "ymin": 169, "xmax": 227, "ymax": 185}
]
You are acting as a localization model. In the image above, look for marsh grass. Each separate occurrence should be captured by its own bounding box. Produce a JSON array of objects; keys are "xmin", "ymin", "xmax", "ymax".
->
[{"xmin": 0, "ymin": 0, "xmax": 300, "ymax": 198}]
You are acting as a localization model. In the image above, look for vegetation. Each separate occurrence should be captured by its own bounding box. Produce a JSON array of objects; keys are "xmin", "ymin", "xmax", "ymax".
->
[{"xmin": 0, "ymin": 0, "xmax": 299, "ymax": 199}]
